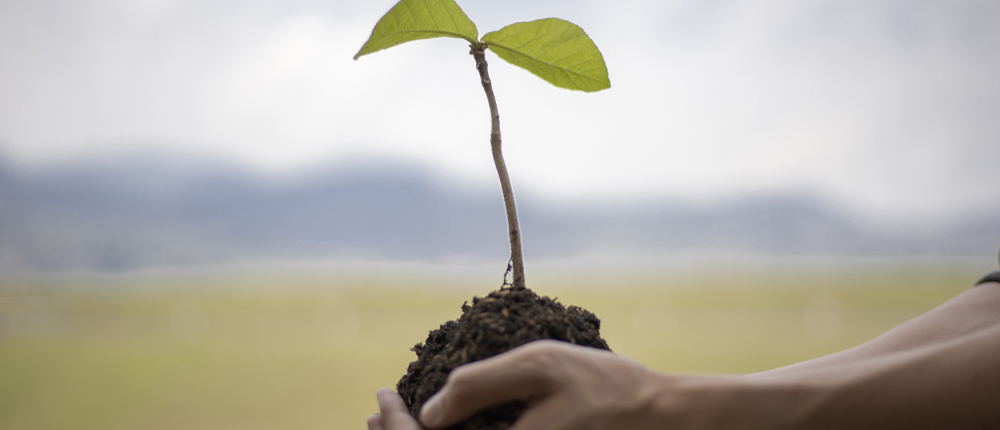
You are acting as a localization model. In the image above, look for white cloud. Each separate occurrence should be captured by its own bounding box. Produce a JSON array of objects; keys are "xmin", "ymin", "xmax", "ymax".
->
[{"xmin": 0, "ymin": 0, "xmax": 998, "ymax": 223}]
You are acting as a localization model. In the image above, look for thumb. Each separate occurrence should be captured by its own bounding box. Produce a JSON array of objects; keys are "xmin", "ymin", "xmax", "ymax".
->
[{"xmin": 420, "ymin": 341, "xmax": 565, "ymax": 428}]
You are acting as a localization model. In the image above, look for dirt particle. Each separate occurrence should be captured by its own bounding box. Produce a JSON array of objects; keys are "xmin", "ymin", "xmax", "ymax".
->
[{"xmin": 396, "ymin": 286, "xmax": 609, "ymax": 430}]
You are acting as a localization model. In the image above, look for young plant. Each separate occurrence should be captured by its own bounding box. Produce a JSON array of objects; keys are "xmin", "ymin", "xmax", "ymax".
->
[{"xmin": 355, "ymin": 0, "xmax": 610, "ymax": 289}]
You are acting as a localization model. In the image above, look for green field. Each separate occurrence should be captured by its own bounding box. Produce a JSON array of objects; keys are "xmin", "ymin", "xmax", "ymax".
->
[{"xmin": 0, "ymin": 262, "xmax": 984, "ymax": 429}]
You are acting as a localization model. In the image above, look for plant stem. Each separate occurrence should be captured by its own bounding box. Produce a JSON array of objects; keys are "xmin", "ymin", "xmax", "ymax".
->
[{"xmin": 471, "ymin": 43, "xmax": 525, "ymax": 289}]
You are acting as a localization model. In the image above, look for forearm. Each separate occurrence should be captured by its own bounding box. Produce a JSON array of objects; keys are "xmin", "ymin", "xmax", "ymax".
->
[
  {"xmin": 793, "ymin": 323, "xmax": 1000, "ymax": 428},
  {"xmin": 644, "ymin": 321, "xmax": 1000, "ymax": 429},
  {"xmin": 754, "ymin": 282, "xmax": 1000, "ymax": 377}
]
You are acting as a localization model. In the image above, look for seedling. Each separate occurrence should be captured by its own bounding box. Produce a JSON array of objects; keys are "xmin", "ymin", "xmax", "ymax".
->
[
  {"xmin": 355, "ymin": 0, "xmax": 610, "ymax": 288},
  {"xmin": 355, "ymin": 5, "xmax": 612, "ymax": 425}
]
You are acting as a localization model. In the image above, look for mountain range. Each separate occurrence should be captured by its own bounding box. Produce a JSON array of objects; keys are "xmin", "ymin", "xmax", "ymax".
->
[{"xmin": 1, "ymin": 155, "xmax": 996, "ymax": 272}]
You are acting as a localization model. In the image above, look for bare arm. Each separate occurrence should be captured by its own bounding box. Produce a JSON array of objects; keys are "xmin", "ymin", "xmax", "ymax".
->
[
  {"xmin": 753, "ymin": 281, "xmax": 1000, "ymax": 377},
  {"xmin": 369, "ymin": 283, "xmax": 1000, "ymax": 430},
  {"xmin": 777, "ymin": 319, "xmax": 1000, "ymax": 428}
]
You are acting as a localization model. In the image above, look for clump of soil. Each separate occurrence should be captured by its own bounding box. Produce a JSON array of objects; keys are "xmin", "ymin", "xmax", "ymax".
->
[{"xmin": 396, "ymin": 286, "xmax": 611, "ymax": 430}]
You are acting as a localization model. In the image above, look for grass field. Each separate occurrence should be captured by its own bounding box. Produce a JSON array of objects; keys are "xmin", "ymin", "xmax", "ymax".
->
[{"xmin": 0, "ymin": 260, "xmax": 985, "ymax": 429}]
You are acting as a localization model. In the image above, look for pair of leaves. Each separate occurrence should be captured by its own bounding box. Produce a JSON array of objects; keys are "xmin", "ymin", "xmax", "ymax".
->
[{"xmin": 353, "ymin": 0, "xmax": 610, "ymax": 92}]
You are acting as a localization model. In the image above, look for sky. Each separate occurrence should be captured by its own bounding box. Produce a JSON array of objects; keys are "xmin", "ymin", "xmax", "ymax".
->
[{"xmin": 1, "ymin": 0, "xmax": 999, "ymax": 225}]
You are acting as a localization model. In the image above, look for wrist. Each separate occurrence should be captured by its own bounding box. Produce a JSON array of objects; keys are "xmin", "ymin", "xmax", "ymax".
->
[{"xmin": 639, "ymin": 371, "xmax": 826, "ymax": 430}]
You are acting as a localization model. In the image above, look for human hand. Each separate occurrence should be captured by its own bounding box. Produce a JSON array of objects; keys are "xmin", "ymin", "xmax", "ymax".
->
[
  {"xmin": 418, "ymin": 340, "xmax": 660, "ymax": 430},
  {"xmin": 370, "ymin": 341, "xmax": 793, "ymax": 430}
]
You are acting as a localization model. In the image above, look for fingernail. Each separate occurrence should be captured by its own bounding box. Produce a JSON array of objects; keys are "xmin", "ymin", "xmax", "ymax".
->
[
  {"xmin": 375, "ymin": 388, "xmax": 391, "ymax": 408},
  {"xmin": 420, "ymin": 395, "xmax": 442, "ymax": 427}
]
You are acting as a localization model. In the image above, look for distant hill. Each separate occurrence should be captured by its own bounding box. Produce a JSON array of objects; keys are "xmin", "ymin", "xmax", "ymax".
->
[{"xmin": 0, "ymin": 156, "xmax": 997, "ymax": 271}]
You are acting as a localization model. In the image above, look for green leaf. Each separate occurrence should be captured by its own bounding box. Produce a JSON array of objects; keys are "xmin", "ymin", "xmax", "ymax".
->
[
  {"xmin": 354, "ymin": 0, "xmax": 479, "ymax": 60},
  {"xmin": 481, "ymin": 18, "xmax": 610, "ymax": 92}
]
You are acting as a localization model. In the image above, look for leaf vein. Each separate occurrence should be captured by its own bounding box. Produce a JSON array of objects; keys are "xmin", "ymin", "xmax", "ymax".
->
[
  {"xmin": 436, "ymin": 0, "xmax": 459, "ymax": 33},
  {"xmin": 490, "ymin": 43, "xmax": 603, "ymax": 84},
  {"xmin": 531, "ymin": 33, "xmax": 586, "ymax": 60}
]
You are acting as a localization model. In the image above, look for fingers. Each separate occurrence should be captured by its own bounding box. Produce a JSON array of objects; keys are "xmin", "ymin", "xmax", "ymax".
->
[
  {"xmin": 420, "ymin": 340, "xmax": 568, "ymax": 428},
  {"xmin": 376, "ymin": 388, "xmax": 423, "ymax": 430},
  {"xmin": 367, "ymin": 414, "xmax": 384, "ymax": 430}
]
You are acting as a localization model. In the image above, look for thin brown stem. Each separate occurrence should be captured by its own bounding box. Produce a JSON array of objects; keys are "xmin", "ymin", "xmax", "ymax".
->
[{"xmin": 471, "ymin": 43, "xmax": 525, "ymax": 289}]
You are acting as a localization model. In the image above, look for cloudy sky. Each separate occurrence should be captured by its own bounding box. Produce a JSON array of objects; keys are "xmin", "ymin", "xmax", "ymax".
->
[{"xmin": 1, "ymin": 0, "xmax": 998, "ymax": 225}]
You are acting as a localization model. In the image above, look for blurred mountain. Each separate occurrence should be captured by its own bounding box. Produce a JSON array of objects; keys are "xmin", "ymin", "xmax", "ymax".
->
[{"xmin": 0, "ymin": 155, "xmax": 997, "ymax": 271}]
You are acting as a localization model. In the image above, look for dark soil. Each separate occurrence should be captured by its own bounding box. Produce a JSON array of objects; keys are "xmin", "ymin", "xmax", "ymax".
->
[{"xmin": 396, "ymin": 286, "xmax": 611, "ymax": 430}]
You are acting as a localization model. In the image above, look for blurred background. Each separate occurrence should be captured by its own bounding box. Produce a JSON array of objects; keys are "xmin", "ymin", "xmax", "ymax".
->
[{"xmin": 1, "ymin": 0, "xmax": 998, "ymax": 428}]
